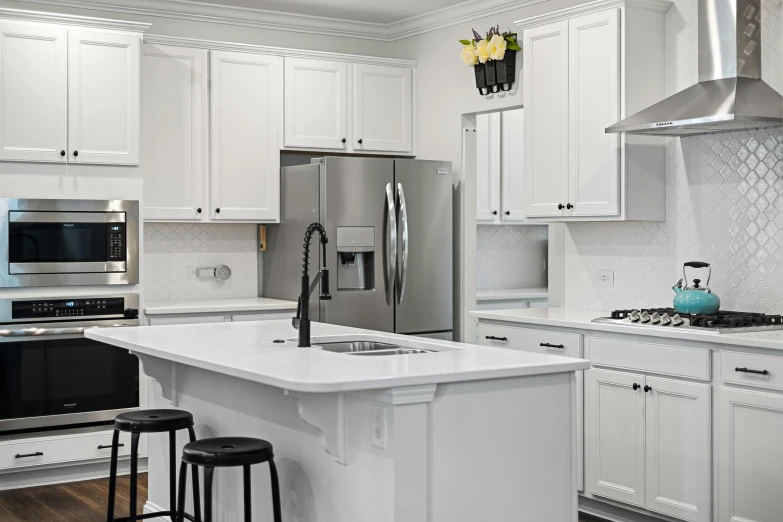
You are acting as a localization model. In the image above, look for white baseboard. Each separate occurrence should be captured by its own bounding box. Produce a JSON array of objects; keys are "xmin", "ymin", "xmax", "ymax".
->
[
  {"xmin": 0, "ymin": 458, "xmax": 148, "ymax": 491},
  {"xmin": 144, "ymin": 500, "xmax": 170, "ymax": 522},
  {"xmin": 579, "ymin": 496, "xmax": 680, "ymax": 522}
]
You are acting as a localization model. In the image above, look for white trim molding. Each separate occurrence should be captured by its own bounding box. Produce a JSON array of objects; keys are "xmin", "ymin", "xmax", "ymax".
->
[
  {"xmin": 0, "ymin": 6, "xmax": 149, "ymax": 32},
  {"xmin": 143, "ymin": 34, "xmax": 418, "ymax": 68},
  {"xmin": 17, "ymin": 0, "xmax": 548, "ymax": 41},
  {"xmin": 515, "ymin": 0, "xmax": 673, "ymax": 29}
]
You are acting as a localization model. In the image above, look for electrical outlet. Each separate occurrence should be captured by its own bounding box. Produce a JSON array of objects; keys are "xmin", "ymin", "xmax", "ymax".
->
[
  {"xmin": 371, "ymin": 404, "xmax": 387, "ymax": 450},
  {"xmin": 187, "ymin": 266, "xmax": 197, "ymax": 279},
  {"xmin": 596, "ymin": 269, "xmax": 614, "ymax": 287}
]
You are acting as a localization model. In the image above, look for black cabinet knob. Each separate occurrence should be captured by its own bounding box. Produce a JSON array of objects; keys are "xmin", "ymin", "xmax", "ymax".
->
[
  {"xmin": 492, "ymin": 210, "xmax": 498, "ymax": 215},
  {"xmin": 558, "ymin": 203, "xmax": 564, "ymax": 210},
  {"xmin": 633, "ymin": 383, "xmax": 640, "ymax": 390},
  {"xmin": 358, "ymin": 139, "xmax": 363, "ymax": 144},
  {"xmin": 73, "ymin": 150, "xmax": 79, "ymax": 157},
  {"xmin": 644, "ymin": 385, "xmax": 652, "ymax": 393},
  {"xmin": 505, "ymin": 211, "xmax": 510, "ymax": 216},
  {"xmin": 215, "ymin": 208, "xmax": 220, "ymax": 214},
  {"xmin": 197, "ymin": 208, "xmax": 202, "ymax": 213},
  {"xmin": 60, "ymin": 150, "xmax": 65, "ymax": 157},
  {"xmin": 566, "ymin": 203, "xmax": 573, "ymax": 209},
  {"xmin": 341, "ymin": 138, "xmax": 346, "ymax": 144}
]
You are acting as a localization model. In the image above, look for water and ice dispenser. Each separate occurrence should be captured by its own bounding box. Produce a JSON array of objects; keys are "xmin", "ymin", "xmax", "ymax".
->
[{"xmin": 336, "ymin": 227, "xmax": 375, "ymax": 291}]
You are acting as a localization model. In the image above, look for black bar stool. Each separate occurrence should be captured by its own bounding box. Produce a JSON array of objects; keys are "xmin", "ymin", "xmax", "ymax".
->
[
  {"xmin": 176, "ymin": 437, "xmax": 282, "ymax": 522},
  {"xmin": 107, "ymin": 409, "xmax": 201, "ymax": 522}
]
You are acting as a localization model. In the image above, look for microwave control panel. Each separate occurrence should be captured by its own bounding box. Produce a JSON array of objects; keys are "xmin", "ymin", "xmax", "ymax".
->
[
  {"xmin": 107, "ymin": 223, "xmax": 126, "ymax": 261},
  {"xmin": 12, "ymin": 297, "xmax": 126, "ymax": 320}
]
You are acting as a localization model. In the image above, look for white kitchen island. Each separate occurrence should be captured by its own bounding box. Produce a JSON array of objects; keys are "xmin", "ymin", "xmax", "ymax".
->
[{"xmin": 87, "ymin": 320, "xmax": 589, "ymax": 522}]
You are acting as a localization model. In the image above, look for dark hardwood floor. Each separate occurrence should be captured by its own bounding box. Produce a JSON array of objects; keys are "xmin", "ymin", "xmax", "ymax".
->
[
  {"xmin": 0, "ymin": 474, "xmax": 597, "ymax": 522},
  {"xmin": 0, "ymin": 474, "xmax": 147, "ymax": 522}
]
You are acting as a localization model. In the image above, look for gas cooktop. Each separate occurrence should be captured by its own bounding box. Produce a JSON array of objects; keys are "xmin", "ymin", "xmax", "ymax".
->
[{"xmin": 592, "ymin": 308, "xmax": 783, "ymax": 334}]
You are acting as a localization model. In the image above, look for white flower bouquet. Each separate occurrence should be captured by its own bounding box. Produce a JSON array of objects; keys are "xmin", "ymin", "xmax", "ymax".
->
[{"xmin": 459, "ymin": 26, "xmax": 520, "ymax": 94}]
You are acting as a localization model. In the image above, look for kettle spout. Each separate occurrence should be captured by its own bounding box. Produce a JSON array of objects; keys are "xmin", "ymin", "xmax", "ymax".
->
[{"xmin": 673, "ymin": 278, "xmax": 683, "ymax": 294}]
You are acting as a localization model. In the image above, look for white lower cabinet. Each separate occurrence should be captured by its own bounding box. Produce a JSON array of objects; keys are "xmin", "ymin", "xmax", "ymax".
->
[
  {"xmin": 718, "ymin": 387, "xmax": 783, "ymax": 522},
  {"xmin": 0, "ymin": 430, "xmax": 134, "ymax": 471},
  {"xmin": 146, "ymin": 311, "xmax": 292, "ymax": 326},
  {"xmin": 586, "ymin": 369, "xmax": 711, "ymax": 522}
]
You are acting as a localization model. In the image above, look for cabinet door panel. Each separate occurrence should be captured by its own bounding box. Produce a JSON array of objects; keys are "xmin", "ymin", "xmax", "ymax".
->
[
  {"xmin": 645, "ymin": 377, "xmax": 711, "ymax": 522},
  {"xmin": 522, "ymin": 21, "xmax": 569, "ymax": 217},
  {"xmin": 586, "ymin": 368, "xmax": 645, "ymax": 507},
  {"xmin": 284, "ymin": 58, "xmax": 347, "ymax": 150},
  {"xmin": 475, "ymin": 113, "xmax": 499, "ymax": 222},
  {"xmin": 568, "ymin": 9, "xmax": 620, "ymax": 216},
  {"xmin": 0, "ymin": 23, "xmax": 67, "ymax": 162},
  {"xmin": 211, "ymin": 51, "xmax": 282, "ymax": 221},
  {"xmin": 353, "ymin": 64, "xmax": 412, "ymax": 152},
  {"xmin": 68, "ymin": 31, "xmax": 139, "ymax": 165},
  {"xmin": 142, "ymin": 44, "xmax": 207, "ymax": 221},
  {"xmin": 719, "ymin": 387, "xmax": 783, "ymax": 522},
  {"xmin": 500, "ymin": 108, "xmax": 526, "ymax": 222}
]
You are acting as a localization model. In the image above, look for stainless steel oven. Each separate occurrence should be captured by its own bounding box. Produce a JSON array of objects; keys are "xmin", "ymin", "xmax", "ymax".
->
[
  {"xmin": 1, "ymin": 199, "xmax": 139, "ymax": 287},
  {"xmin": 0, "ymin": 293, "xmax": 140, "ymax": 432}
]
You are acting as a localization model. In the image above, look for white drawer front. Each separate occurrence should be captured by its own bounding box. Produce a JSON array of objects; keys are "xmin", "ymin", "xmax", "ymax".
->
[
  {"xmin": 720, "ymin": 351, "xmax": 783, "ymax": 390},
  {"xmin": 0, "ymin": 430, "xmax": 133, "ymax": 470},
  {"xmin": 478, "ymin": 323, "xmax": 581, "ymax": 358},
  {"xmin": 148, "ymin": 314, "xmax": 228, "ymax": 326},
  {"xmin": 232, "ymin": 312, "xmax": 293, "ymax": 322},
  {"xmin": 590, "ymin": 337, "xmax": 710, "ymax": 380}
]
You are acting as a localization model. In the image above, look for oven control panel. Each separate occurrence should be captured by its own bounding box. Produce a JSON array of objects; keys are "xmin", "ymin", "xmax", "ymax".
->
[
  {"xmin": 107, "ymin": 223, "xmax": 126, "ymax": 261},
  {"xmin": 12, "ymin": 297, "xmax": 126, "ymax": 320}
]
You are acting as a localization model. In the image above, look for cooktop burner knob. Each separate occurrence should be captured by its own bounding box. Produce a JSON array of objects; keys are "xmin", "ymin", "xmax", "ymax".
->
[
  {"xmin": 660, "ymin": 313, "xmax": 672, "ymax": 325},
  {"xmin": 629, "ymin": 310, "xmax": 641, "ymax": 322},
  {"xmin": 639, "ymin": 311, "xmax": 651, "ymax": 323},
  {"xmin": 651, "ymin": 312, "xmax": 661, "ymax": 324},
  {"xmin": 671, "ymin": 314, "xmax": 684, "ymax": 326}
]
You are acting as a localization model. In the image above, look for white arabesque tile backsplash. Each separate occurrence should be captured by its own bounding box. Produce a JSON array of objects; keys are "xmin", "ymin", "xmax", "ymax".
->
[
  {"xmin": 564, "ymin": 0, "xmax": 783, "ymax": 312},
  {"xmin": 143, "ymin": 223, "xmax": 258, "ymax": 302},
  {"xmin": 477, "ymin": 225, "xmax": 548, "ymax": 290}
]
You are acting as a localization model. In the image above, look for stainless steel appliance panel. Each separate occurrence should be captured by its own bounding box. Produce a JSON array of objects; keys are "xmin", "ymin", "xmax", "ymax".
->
[
  {"xmin": 264, "ymin": 164, "xmax": 321, "ymax": 321},
  {"xmin": 321, "ymin": 157, "xmax": 395, "ymax": 332},
  {"xmin": 393, "ymin": 160, "xmax": 453, "ymax": 334}
]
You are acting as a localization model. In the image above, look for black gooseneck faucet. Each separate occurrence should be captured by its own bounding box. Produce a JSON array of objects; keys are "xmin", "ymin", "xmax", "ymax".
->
[{"xmin": 293, "ymin": 223, "xmax": 331, "ymax": 347}]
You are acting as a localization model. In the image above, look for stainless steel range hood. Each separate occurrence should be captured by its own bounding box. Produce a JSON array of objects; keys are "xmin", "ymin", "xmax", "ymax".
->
[{"xmin": 606, "ymin": 0, "xmax": 783, "ymax": 136}]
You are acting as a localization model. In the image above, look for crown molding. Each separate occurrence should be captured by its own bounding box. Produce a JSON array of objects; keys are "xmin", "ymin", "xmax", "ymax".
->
[
  {"xmin": 0, "ymin": 6, "xmax": 150, "ymax": 32},
  {"xmin": 15, "ymin": 0, "xmax": 549, "ymax": 41},
  {"xmin": 144, "ymin": 34, "xmax": 419, "ymax": 68},
  {"xmin": 515, "ymin": 0, "xmax": 673, "ymax": 28}
]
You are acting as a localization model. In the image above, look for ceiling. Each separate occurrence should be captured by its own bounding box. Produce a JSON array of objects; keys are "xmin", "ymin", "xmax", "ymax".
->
[{"xmin": 15, "ymin": 0, "xmax": 543, "ymax": 40}]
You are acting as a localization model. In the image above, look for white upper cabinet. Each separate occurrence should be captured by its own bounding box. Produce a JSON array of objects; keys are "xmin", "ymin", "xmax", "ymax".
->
[
  {"xmin": 0, "ymin": 23, "xmax": 67, "ymax": 162},
  {"xmin": 142, "ymin": 44, "xmax": 207, "ymax": 221},
  {"xmin": 353, "ymin": 64, "xmax": 412, "ymax": 153},
  {"xmin": 518, "ymin": 0, "xmax": 668, "ymax": 221},
  {"xmin": 500, "ymin": 108, "xmax": 526, "ymax": 222},
  {"xmin": 284, "ymin": 58, "xmax": 347, "ymax": 150},
  {"xmin": 68, "ymin": 31, "xmax": 140, "ymax": 165},
  {"xmin": 568, "ymin": 9, "xmax": 620, "ymax": 217},
  {"xmin": 522, "ymin": 21, "xmax": 569, "ymax": 218},
  {"xmin": 211, "ymin": 51, "xmax": 282, "ymax": 222},
  {"xmin": 475, "ymin": 112, "xmax": 499, "ymax": 222}
]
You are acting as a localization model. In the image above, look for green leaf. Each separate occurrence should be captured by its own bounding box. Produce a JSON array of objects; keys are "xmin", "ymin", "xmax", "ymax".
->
[
  {"xmin": 507, "ymin": 42, "xmax": 521, "ymax": 51},
  {"xmin": 459, "ymin": 39, "xmax": 471, "ymax": 45}
]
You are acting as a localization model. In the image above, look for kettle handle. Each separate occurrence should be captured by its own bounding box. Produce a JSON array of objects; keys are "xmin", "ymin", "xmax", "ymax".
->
[{"xmin": 683, "ymin": 261, "xmax": 711, "ymax": 287}]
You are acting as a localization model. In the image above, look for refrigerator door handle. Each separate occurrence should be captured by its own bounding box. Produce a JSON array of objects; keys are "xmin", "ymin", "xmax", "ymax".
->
[
  {"xmin": 385, "ymin": 183, "xmax": 397, "ymax": 306},
  {"xmin": 397, "ymin": 183, "xmax": 409, "ymax": 304}
]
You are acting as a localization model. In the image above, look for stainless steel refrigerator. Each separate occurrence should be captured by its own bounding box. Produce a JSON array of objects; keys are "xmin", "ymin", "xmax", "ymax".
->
[{"xmin": 264, "ymin": 156, "xmax": 453, "ymax": 339}]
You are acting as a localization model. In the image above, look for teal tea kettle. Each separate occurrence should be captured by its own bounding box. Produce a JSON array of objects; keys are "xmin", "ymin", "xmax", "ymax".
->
[{"xmin": 672, "ymin": 261, "xmax": 721, "ymax": 314}]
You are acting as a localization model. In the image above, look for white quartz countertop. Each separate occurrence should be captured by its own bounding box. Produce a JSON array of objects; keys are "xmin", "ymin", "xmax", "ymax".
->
[
  {"xmin": 144, "ymin": 297, "xmax": 297, "ymax": 315},
  {"xmin": 470, "ymin": 307, "xmax": 783, "ymax": 351},
  {"xmin": 86, "ymin": 320, "xmax": 589, "ymax": 393},
  {"xmin": 476, "ymin": 287, "xmax": 549, "ymax": 302}
]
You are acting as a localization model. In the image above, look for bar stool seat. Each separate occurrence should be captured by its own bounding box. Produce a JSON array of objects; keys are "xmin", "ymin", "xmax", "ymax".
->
[
  {"xmin": 107, "ymin": 409, "xmax": 200, "ymax": 522},
  {"xmin": 177, "ymin": 437, "xmax": 282, "ymax": 522}
]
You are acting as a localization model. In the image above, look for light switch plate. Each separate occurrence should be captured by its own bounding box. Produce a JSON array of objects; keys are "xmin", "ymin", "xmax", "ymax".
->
[{"xmin": 596, "ymin": 269, "xmax": 614, "ymax": 287}]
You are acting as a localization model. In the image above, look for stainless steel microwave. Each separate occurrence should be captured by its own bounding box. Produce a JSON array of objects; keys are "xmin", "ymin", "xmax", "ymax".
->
[{"xmin": 1, "ymin": 199, "xmax": 139, "ymax": 287}]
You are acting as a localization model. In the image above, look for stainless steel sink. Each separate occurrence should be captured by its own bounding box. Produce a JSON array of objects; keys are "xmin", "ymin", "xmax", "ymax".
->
[{"xmin": 315, "ymin": 340, "xmax": 435, "ymax": 356}]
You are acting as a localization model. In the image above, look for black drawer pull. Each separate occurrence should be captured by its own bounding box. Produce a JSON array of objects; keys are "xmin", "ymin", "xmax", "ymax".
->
[
  {"xmin": 485, "ymin": 335, "xmax": 508, "ymax": 342},
  {"xmin": 735, "ymin": 367, "xmax": 769, "ymax": 376},
  {"xmin": 540, "ymin": 342, "xmax": 565, "ymax": 349},
  {"xmin": 15, "ymin": 452, "xmax": 43, "ymax": 459},
  {"xmin": 98, "ymin": 444, "xmax": 124, "ymax": 450}
]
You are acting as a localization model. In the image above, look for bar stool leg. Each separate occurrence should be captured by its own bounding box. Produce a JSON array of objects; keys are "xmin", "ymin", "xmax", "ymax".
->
[
  {"xmin": 243, "ymin": 465, "xmax": 252, "ymax": 522},
  {"xmin": 129, "ymin": 432, "xmax": 141, "ymax": 522},
  {"xmin": 176, "ymin": 461, "xmax": 188, "ymax": 522},
  {"xmin": 169, "ymin": 431, "xmax": 177, "ymax": 522},
  {"xmin": 203, "ymin": 466, "xmax": 215, "ymax": 522},
  {"xmin": 187, "ymin": 426, "xmax": 201, "ymax": 522},
  {"xmin": 106, "ymin": 429, "xmax": 120, "ymax": 522},
  {"xmin": 268, "ymin": 460, "xmax": 282, "ymax": 522}
]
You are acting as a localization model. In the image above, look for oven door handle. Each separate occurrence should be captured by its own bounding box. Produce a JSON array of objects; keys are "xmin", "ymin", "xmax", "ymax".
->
[{"xmin": 0, "ymin": 324, "xmax": 137, "ymax": 337}]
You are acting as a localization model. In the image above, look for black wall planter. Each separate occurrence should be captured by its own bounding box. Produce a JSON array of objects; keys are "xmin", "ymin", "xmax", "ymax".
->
[{"xmin": 473, "ymin": 34, "xmax": 518, "ymax": 95}]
